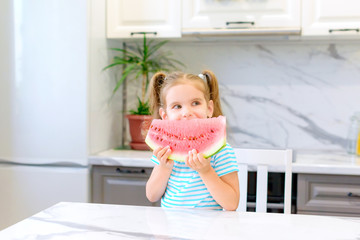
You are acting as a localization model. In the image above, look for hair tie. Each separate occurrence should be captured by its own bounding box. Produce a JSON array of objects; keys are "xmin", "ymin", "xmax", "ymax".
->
[{"xmin": 198, "ymin": 74, "xmax": 205, "ymax": 80}]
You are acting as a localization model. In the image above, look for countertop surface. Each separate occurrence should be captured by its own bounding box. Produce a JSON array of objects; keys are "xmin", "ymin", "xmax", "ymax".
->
[
  {"xmin": 89, "ymin": 149, "xmax": 360, "ymax": 175},
  {"xmin": 1, "ymin": 202, "xmax": 360, "ymax": 240}
]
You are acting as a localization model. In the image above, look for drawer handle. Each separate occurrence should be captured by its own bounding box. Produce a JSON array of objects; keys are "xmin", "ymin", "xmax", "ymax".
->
[
  {"xmin": 329, "ymin": 28, "xmax": 359, "ymax": 33},
  {"xmin": 347, "ymin": 192, "xmax": 360, "ymax": 198},
  {"xmin": 226, "ymin": 21, "xmax": 255, "ymax": 27},
  {"xmin": 116, "ymin": 168, "xmax": 146, "ymax": 174},
  {"xmin": 130, "ymin": 32, "xmax": 157, "ymax": 36}
]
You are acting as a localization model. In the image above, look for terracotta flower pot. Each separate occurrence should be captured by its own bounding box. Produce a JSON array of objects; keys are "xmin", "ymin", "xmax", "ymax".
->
[{"xmin": 126, "ymin": 115, "xmax": 153, "ymax": 150}]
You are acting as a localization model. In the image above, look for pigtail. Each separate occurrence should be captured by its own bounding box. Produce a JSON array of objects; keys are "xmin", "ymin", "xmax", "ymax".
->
[
  {"xmin": 202, "ymin": 70, "xmax": 223, "ymax": 117},
  {"xmin": 149, "ymin": 72, "xmax": 166, "ymax": 119}
]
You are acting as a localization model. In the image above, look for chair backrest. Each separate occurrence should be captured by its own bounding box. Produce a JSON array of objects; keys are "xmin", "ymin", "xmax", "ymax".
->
[{"xmin": 233, "ymin": 148, "xmax": 293, "ymax": 214}]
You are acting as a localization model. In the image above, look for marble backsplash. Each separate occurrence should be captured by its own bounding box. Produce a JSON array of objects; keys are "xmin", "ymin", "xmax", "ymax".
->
[{"xmin": 126, "ymin": 39, "xmax": 360, "ymax": 151}]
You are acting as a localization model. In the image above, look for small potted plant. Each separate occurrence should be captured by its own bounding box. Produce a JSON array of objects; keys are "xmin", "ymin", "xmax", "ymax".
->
[{"xmin": 104, "ymin": 34, "xmax": 184, "ymax": 150}]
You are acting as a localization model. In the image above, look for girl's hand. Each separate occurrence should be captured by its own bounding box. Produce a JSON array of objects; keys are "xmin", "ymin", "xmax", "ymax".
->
[
  {"xmin": 185, "ymin": 149, "xmax": 211, "ymax": 173},
  {"xmin": 154, "ymin": 146, "xmax": 174, "ymax": 170}
]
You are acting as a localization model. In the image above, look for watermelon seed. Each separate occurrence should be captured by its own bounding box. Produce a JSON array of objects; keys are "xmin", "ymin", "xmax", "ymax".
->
[
  {"xmin": 154, "ymin": 127, "xmax": 157, "ymax": 131},
  {"xmin": 211, "ymin": 129, "xmax": 214, "ymax": 133}
]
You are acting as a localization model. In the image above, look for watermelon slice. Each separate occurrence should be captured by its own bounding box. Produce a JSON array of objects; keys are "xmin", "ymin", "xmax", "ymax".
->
[{"xmin": 145, "ymin": 116, "xmax": 226, "ymax": 162}]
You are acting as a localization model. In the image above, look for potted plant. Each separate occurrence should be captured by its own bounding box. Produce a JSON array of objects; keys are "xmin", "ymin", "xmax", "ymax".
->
[{"xmin": 104, "ymin": 34, "xmax": 184, "ymax": 150}]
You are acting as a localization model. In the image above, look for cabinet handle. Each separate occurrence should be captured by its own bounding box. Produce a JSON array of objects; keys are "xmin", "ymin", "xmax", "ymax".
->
[
  {"xmin": 329, "ymin": 28, "xmax": 359, "ymax": 33},
  {"xmin": 115, "ymin": 168, "xmax": 146, "ymax": 174},
  {"xmin": 226, "ymin": 21, "xmax": 255, "ymax": 27},
  {"xmin": 347, "ymin": 192, "xmax": 360, "ymax": 198},
  {"xmin": 130, "ymin": 32, "xmax": 157, "ymax": 36}
]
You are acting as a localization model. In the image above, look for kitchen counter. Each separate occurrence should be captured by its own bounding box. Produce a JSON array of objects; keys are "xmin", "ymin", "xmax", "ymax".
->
[
  {"xmin": 90, "ymin": 149, "xmax": 154, "ymax": 167},
  {"xmin": 89, "ymin": 149, "xmax": 360, "ymax": 175},
  {"xmin": 1, "ymin": 202, "xmax": 360, "ymax": 240},
  {"xmin": 294, "ymin": 150, "xmax": 360, "ymax": 175}
]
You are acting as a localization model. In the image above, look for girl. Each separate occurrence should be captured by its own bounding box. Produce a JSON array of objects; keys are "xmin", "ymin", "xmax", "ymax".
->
[{"xmin": 146, "ymin": 70, "xmax": 239, "ymax": 211}]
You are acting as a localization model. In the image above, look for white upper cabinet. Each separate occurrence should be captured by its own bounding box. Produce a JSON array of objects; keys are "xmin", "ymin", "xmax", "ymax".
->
[
  {"xmin": 302, "ymin": 0, "xmax": 360, "ymax": 36},
  {"xmin": 182, "ymin": 0, "xmax": 301, "ymax": 29},
  {"xmin": 107, "ymin": 0, "xmax": 181, "ymax": 38}
]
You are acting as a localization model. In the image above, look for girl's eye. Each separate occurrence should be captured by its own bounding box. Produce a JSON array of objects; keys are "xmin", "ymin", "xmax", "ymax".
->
[
  {"xmin": 192, "ymin": 101, "xmax": 201, "ymax": 106},
  {"xmin": 173, "ymin": 104, "xmax": 181, "ymax": 109}
]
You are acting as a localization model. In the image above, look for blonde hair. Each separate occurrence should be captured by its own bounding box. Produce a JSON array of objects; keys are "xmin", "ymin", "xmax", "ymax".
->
[{"xmin": 149, "ymin": 70, "xmax": 223, "ymax": 119}]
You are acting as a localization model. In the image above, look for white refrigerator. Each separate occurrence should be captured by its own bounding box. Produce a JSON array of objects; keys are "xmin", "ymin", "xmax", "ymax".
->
[{"xmin": 0, "ymin": 0, "xmax": 89, "ymax": 230}]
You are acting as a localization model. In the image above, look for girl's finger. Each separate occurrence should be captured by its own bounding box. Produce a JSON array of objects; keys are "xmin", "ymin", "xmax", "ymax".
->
[
  {"xmin": 187, "ymin": 150, "xmax": 197, "ymax": 169},
  {"xmin": 157, "ymin": 146, "xmax": 170, "ymax": 159},
  {"xmin": 197, "ymin": 153, "xmax": 205, "ymax": 162},
  {"xmin": 153, "ymin": 147, "xmax": 161, "ymax": 156},
  {"xmin": 161, "ymin": 147, "xmax": 172, "ymax": 162},
  {"xmin": 191, "ymin": 149, "xmax": 200, "ymax": 167},
  {"xmin": 186, "ymin": 151, "xmax": 194, "ymax": 168}
]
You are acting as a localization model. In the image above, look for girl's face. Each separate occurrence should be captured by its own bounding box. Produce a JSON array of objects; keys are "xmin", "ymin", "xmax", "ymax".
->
[{"xmin": 159, "ymin": 83, "xmax": 214, "ymax": 120}]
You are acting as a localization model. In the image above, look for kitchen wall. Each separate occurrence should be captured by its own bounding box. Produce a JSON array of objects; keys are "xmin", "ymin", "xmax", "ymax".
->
[
  {"xmin": 90, "ymin": 0, "xmax": 360, "ymax": 152},
  {"xmin": 125, "ymin": 39, "xmax": 360, "ymax": 151},
  {"xmin": 167, "ymin": 40, "xmax": 360, "ymax": 151},
  {"xmin": 89, "ymin": 0, "xmax": 124, "ymax": 154}
]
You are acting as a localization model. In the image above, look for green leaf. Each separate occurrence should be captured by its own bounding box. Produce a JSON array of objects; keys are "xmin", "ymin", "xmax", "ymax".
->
[
  {"xmin": 104, "ymin": 34, "xmax": 186, "ymax": 114},
  {"xmin": 112, "ymin": 64, "xmax": 136, "ymax": 95},
  {"xmin": 102, "ymin": 62, "xmax": 122, "ymax": 71},
  {"xmin": 129, "ymin": 97, "xmax": 151, "ymax": 115},
  {"xmin": 110, "ymin": 48, "xmax": 138, "ymax": 57},
  {"xmin": 147, "ymin": 40, "xmax": 169, "ymax": 58}
]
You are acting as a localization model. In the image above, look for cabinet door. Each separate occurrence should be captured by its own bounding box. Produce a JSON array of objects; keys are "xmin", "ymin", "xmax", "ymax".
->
[
  {"xmin": 92, "ymin": 166, "xmax": 160, "ymax": 207},
  {"xmin": 182, "ymin": 0, "xmax": 300, "ymax": 29},
  {"xmin": 297, "ymin": 174, "xmax": 360, "ymax": 216},
  {"xmin": 107, "ymin": 0, "xmax": 181, "ymax": 38},
  {"xmin": 302, "ymin": 0, "xmax": 360, "ymax": 36}
]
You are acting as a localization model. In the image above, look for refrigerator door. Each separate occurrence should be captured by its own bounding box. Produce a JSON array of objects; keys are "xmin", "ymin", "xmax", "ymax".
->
[
  {"xmin": 0, "ymin": 0, "xmax": 88, "ymax": 166},
  {"xmin": 0, "ymin": 164, "xmax": 89, "ymax": 230},
  {"xmin": 0, "ymin": 0, "xmax": 90, "ymax": 231}
]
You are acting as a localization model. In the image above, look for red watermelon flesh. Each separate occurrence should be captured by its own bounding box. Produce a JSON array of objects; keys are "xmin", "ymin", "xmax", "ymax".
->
[{"xmin": 145, "ymin": 116, "xmax": 226, "ymax": 162}]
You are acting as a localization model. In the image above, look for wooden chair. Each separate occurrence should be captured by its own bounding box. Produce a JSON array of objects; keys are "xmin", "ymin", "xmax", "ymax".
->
[{"xmin": 234, "ymin": 148, "xmax": 293, "ymax": 214}]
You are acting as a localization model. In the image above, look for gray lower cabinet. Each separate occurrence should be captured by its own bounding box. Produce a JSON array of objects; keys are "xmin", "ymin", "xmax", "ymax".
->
[
  {"xmin": 297, "ymin": 174, "xmax": 360, "ymax": 216},
  {"xmin": 92, "ymin": 165, "xmax": 160, "ymax": 207}
]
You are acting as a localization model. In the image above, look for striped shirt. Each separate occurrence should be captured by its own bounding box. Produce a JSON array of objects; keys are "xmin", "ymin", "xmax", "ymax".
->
[{"xmin": 151, "ymin": 143, "xmax": 239, "ymax": 210}]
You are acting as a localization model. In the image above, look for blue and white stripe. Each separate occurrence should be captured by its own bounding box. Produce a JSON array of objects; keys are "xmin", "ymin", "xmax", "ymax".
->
[{"xmin": 151, "ymin": 143, "xmax": 239, "ymax": 210}]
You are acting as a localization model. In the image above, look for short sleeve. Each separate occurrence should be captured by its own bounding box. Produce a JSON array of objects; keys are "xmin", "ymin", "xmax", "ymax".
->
[
  {"xmin": 151, "ymin": 155, "xmax": 160, "ymax": 165},
  {"xmin": 213, "ymin": 144, "xmax": 239, "ymax": 177}
]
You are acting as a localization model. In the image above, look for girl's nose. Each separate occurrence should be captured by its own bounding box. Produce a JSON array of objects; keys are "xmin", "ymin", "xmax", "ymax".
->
[{"xmin": 182, "ymin": 107, "xmax": 193, "ymax": 119}]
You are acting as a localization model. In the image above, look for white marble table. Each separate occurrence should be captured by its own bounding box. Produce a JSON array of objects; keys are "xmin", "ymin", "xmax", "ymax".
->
[{"xmin": 1, "ymin": 202, "xmax": 360, "ymax": 240}]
